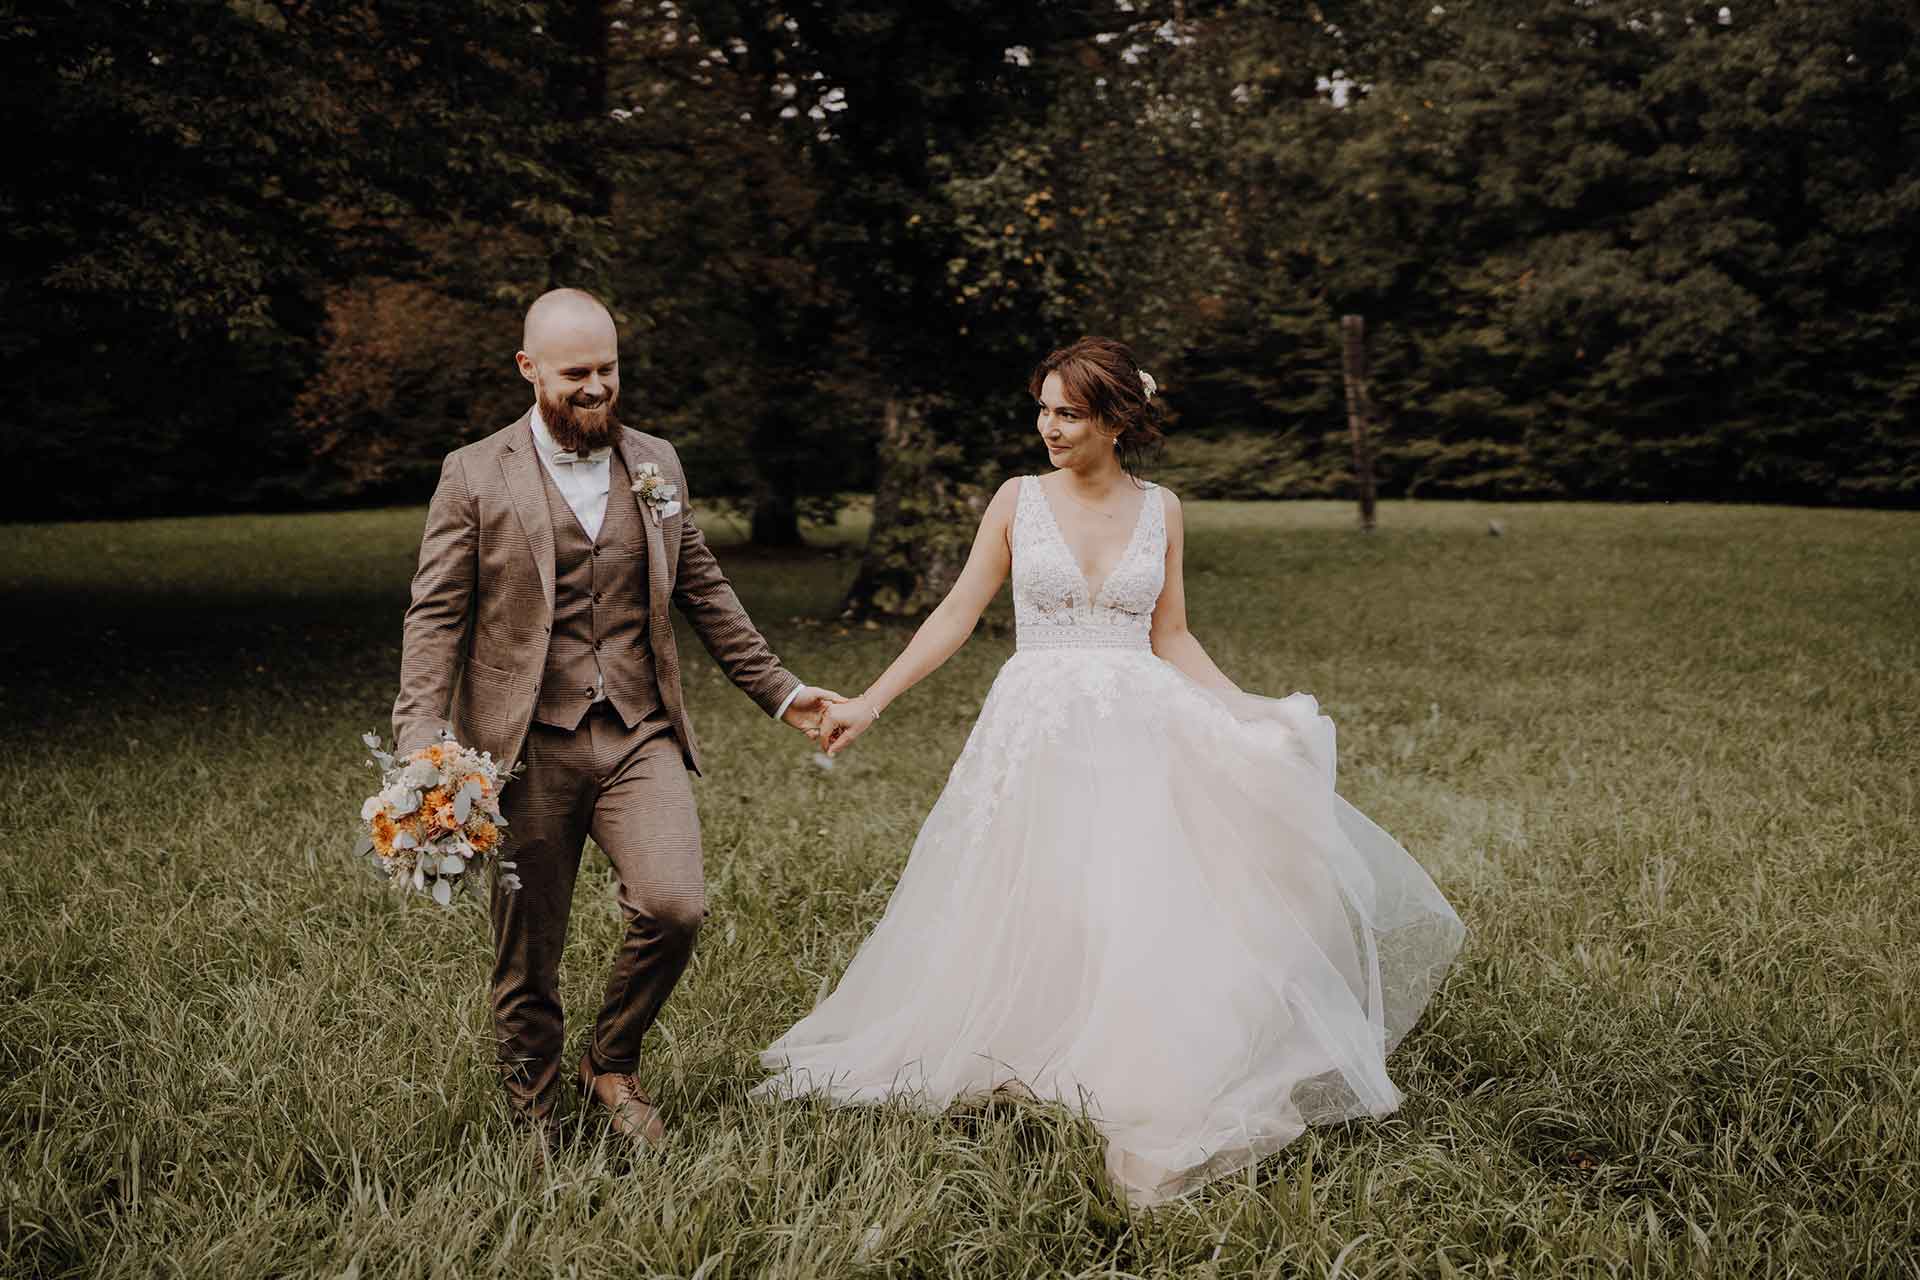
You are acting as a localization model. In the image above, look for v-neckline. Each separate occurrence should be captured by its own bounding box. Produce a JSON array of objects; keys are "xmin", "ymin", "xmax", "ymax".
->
[{"xmin": 1030, "ymin": 475, "xmax": 1154, "ymax": 607}]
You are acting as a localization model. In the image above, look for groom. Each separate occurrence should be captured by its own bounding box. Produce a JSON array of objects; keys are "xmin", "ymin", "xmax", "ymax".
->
[{"xmin": 393, "ymin": 287, "xmax": 840, "ymax": 1146}]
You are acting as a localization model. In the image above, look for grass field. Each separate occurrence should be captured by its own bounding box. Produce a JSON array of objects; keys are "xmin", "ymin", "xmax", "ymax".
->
[{"xmin": 2, "ymin": 496, "xmax": 1916, "ymax": 1278}]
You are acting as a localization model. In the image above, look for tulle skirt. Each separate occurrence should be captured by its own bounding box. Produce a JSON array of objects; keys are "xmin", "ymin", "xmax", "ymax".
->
[{"xmin": 754, "ymin": 646, "xmax": 1466, "ymax": 1206}]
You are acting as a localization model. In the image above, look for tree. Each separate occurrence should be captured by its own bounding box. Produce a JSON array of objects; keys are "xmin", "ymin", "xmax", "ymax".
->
[
  {"xmin": 1202, "ymin": 0, "xmax": 1920, "ymax": 503},
  {"xmin": 604, "ymin": 1, "xmax": 876, "ymax": 545},
  {"xmin": 0, "ymin": 0, "xmax": 602, "ymax": 518}
]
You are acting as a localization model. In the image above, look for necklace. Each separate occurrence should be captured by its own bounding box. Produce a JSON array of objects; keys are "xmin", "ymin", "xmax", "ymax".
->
[{"xmin": 1054, "ymin": 480, "xmax": 1134, "ymax": 521}]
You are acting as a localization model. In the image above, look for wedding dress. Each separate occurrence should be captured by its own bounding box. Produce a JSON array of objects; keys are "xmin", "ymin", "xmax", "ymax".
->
[{"xmin": 755, "ymin": 476, "xmax": 1466, "ymax": 1206}]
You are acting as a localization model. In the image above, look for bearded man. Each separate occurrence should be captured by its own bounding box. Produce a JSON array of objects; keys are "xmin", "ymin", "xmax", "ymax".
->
[{"xmin": 392, "ymin": 287, "xmax": 841, "ymax": 1147}]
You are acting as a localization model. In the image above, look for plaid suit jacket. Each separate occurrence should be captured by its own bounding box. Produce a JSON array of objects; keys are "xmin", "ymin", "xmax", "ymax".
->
[{"xmin": 392, "ymin": 412, "xmax": 800, "ymax": 774}]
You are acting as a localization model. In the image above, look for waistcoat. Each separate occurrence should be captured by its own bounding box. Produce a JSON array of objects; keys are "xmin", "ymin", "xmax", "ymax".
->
[{"xmin": 531, "ymin": 451, "xmax": 667, "ymax": 732}]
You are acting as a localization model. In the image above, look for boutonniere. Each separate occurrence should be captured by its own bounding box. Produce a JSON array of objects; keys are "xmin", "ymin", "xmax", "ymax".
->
[{"xmin": 630, "ymin": 461, "xmax": 681, "ymax": 525}]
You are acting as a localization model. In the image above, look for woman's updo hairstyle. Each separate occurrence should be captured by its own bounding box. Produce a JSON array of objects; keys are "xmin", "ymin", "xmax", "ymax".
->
[{"xmin": 1028, "ymin": 336, "xmax": 1166, "ymax": 478}]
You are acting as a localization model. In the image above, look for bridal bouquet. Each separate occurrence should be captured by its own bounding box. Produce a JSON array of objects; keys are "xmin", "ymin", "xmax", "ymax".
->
[{"xmin": 355, "ymin": 732, "xmax": 522, "ymax": 906}]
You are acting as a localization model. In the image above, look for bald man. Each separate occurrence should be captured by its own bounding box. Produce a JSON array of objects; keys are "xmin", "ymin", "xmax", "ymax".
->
[{"xmin": 393, "ymin": 288, "xmax": 841, "ymax": 1148}]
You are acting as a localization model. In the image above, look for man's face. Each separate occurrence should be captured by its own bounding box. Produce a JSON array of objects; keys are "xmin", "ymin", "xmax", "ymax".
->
[{"xmin": 518, "ymin": 321, "xmax": 620, "ymax": 452}]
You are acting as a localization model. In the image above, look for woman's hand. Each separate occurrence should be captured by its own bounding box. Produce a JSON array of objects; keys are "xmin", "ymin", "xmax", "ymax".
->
[{"xmin": 820, "ymin": 697, "xmax": 881, "ymax": 756}]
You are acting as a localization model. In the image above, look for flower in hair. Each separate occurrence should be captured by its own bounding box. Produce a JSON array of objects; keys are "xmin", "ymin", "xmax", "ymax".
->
[{"xmin": 1139, "ymin": 370, "xmax": 1159, "ymax": 400}]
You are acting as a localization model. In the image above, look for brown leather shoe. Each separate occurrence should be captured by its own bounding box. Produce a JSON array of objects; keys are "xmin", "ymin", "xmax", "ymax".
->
[
  {"xmin": 516, "ymin": 1115, "xmax": 564, "ymax": 1172},
  {"xmin": 577, "ymin": 1054, "xmax": 667, "ymax": 1147}
]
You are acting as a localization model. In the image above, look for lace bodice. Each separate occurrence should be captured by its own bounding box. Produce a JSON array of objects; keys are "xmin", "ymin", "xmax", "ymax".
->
[{"xmin": 1012, "ymin": 475, "xmax": 1166, "ymax": 650}]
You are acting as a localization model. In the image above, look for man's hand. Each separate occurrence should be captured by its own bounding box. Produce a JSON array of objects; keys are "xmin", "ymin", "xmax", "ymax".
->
[{"xmin": 782, "ymin": 686, "xmax": 848, "ymax": 741}]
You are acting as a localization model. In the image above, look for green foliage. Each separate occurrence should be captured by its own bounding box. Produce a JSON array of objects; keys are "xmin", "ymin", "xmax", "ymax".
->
[
  {"xmin": 599, "ymin": 5, "xmax": 881, "ymax": 517},
  {"xmin": 6, "ymin": 0, "xmax": 1917, "ymax": 522},
  {"xmin": 1188, "ymin": 0, "xmax": 1920, "ymax": 505},
  {"xmin": 1154, "ymin": 429, "xmax": 1351, "ymax": 500},
  {"xmin": 0, "ymin": 0, "xmax": 594, "ymax": 518},
  {"xmin": 4, "ymin": 500, "xmax": 1918, "ymax": 1274}
]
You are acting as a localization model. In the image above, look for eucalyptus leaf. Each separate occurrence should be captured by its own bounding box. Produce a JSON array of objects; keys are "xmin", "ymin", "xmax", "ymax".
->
[
  {"xmin": 432, "ymin": 878, "xmax": 452, "ymax": 907},
  {"xmin": 393, "ymin": 831, "xmax": 417, "ymax": 851},
  {"xmin": 439, "ymin": 853, "xmax": 465, "ymax": 876},
  {"xmin": 453, "ymin": 788, "xmax": 473, "ymax": 824},
  {"xmin": 353, "ymin": 833, "xmax": 373, "ymax": 858}
]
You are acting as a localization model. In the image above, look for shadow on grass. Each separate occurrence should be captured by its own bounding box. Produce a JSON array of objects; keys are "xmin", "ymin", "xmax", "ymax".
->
[{"xmin": 0, "ymin": 514, "xmax": 851, "ymax": 742}]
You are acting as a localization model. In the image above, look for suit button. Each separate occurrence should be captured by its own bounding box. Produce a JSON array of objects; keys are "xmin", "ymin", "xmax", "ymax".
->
[{"xmin": 593, "ymin": 592, "xmax": 604, "ymax": 604}]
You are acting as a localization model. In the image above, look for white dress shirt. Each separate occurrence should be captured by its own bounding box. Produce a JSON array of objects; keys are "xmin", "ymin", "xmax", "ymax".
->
[{"xmin": 526, "ymin": 405, "xmax": 807, "ymax": 723}]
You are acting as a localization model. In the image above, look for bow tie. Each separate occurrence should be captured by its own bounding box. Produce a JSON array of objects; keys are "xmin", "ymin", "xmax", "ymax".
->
[{"xmin": 551, "ymin": 446, "xmax": 611, "ymax": 466}]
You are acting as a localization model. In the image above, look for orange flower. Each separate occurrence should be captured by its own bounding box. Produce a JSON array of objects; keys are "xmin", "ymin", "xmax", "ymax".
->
[
  {"xmin": 462, "ymin": 772, "xmax": 493, "ymax": 797},
  {"xmin": 371, "ymin": 813, "xmax": 397, "ymax": 856},
  {"xmin": 469, "ymin": 820, "xmax": 499, "ymax": 853},
  {"xmin": 409, "ymin": 796, "xmax": 448, "ymax": 833}
]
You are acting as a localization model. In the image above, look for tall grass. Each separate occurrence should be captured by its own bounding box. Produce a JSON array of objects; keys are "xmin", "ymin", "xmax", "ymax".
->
[{"xmin": 2, "ymin": 498, "xmax": 1915, "ymax": 1277}]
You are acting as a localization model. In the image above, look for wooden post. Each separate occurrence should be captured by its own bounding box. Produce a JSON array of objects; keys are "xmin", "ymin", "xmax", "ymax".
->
[{"xmin": 1341, "ymin": 314, "xmax": 1379, "ymax": 533}]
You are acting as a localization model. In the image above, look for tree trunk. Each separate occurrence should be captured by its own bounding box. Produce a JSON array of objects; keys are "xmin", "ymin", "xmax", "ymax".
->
[
  {"xmin": 1341, "ymin": 314, "xmax": 1379, "ymax": 533},
  {"xmin": 749, "ymin": 483, "xmax": 804, "ymax": 547},
  {"xmin": 841, "ymin": 397, "xmax": 982, "ymax": 618}
]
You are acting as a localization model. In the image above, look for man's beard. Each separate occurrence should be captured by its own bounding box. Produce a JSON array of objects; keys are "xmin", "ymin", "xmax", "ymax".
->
[{"xmin": 539, "ymin": 385, "xmax": 621, "ymax": 453}]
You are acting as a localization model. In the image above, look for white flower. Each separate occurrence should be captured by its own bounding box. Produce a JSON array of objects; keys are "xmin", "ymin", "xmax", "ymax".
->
[
  {"xmin": 1139, "ymin": 369, "xmax": 1159, "ymax": 399},
  {"xmin": 631, "ymin": 465, "xmax": 681, "ymax": 522},
  {"xmin": 360, "ymin": 794, "xmax": 386, "ymax": 821},
  {"xmin": 397, "ymin": 759, "xmax": 440, "ymax": 789},
  {"xmin": 383, "ymin": 783, "xmax": 423, "ymax": 816}
]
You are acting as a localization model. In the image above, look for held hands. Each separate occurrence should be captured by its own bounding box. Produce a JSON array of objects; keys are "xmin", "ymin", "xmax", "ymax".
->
[
  {"xmin": 819, "ymin": 697, "xmax": 881, "ymax": 756},
  {"xmin": 782, "ymin": 686, "xmax": 849, "ymax": 742},
  {"xmin": 779, "ymin": 684, "xmax": 879, "ymax": 755}
]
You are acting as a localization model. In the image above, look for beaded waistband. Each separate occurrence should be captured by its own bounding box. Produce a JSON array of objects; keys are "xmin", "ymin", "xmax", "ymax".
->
[{"xmin": 1016, "ymin": 623, "xmax": 1153, "ymax": 652}]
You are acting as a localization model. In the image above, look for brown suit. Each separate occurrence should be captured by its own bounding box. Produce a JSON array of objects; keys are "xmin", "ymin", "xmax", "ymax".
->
[{"xmin": 394, "ymin": 412, "xmax": 800, "ymax": 1118}]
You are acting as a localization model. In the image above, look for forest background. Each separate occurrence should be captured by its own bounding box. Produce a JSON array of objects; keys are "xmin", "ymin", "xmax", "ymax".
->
[{"xmin": 8, "ymin": 0, "xmax": 1918, "ymax": 613}]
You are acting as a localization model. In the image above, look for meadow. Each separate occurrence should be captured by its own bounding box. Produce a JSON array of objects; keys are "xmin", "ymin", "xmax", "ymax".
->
[{"xmin": 2, "ymin": 496, "xmax": 1915, "ymax": 1278}]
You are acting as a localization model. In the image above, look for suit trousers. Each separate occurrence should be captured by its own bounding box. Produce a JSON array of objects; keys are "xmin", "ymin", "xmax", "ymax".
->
[{"xmin": 491, "ymin": 703, "xmax": 705, "ymax": 1119}]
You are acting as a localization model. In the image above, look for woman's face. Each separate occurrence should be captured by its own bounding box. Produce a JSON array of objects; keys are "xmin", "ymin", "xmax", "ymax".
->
[{"xmin": 1035, "ymin": 371, "xmax": 1112, "ymax": 468}]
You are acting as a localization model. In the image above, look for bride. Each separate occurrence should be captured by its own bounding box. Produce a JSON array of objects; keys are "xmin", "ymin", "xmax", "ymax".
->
[{"xmin": 754, "ymin": 337, "xmax": 1466, "ymax": 1206}]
